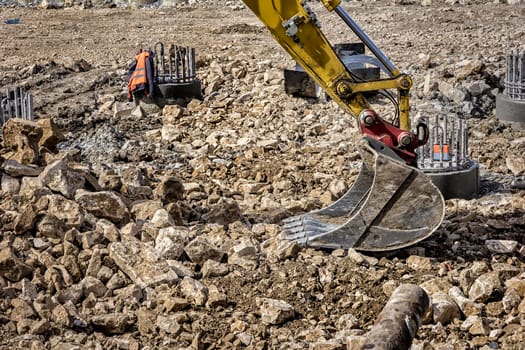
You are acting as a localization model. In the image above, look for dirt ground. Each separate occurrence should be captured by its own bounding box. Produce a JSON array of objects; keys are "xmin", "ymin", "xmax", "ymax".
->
[{"xmin": 1, "ymin": 1, "xmax": 525, "ymax": 349}]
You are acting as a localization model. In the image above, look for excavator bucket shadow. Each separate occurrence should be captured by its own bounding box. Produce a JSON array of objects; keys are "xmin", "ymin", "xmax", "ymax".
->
[{"xmin": 281, "ymin": 137, "xmax": 445, "ymax": 251}]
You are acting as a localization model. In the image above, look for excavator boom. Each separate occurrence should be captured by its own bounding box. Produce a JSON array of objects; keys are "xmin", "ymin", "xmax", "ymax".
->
[{"xmin": 241, "ymin": 0, "xmax": 445, "ymax": 251}]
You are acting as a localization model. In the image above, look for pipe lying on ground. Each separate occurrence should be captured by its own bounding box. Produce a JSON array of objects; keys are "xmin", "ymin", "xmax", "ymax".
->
[{"xmin": 355, "ymin": 284, "xmax": 430, "ymax": 350}]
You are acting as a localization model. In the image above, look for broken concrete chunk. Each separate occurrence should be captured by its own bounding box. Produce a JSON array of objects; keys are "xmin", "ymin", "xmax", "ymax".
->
[
  {"xmin": 235, "ymin": 238, "xmax": 259, "ymax": 257},
  {"xmin": 0, "ymin": 247, "xmax": 34, "ymax": 282},
  {"xmin": 461, "ymin": 315, "xmax": 490, "ymax": 336},
  {"xmin": 3, "ymin": 159, "xmax": 42, "ymax": 177},
  {"xmin": 468, "ymin": 271, "xmax": 501, "ymax": 303},
  {"xmin": 201, "ymin": 260, "xmax": 229, "ymax": 278},
  {"xmin": 431, "ymin": 292, "xmax": 461, "ymax": 325},
  {"xmin": 19, "ymin": 176, "xmax": 51, "ymax": 200},
  {"xmin": 90, "ymin": 313, "xmax": 134, "ymax": 335},
  {"xmin": 35, "ymin": 118, "xmax": 64, "ymax": 150},
  {"xmin": 36, "ymin": 214, "xmax": 67, "ymax": 239},
  {"xmin": 46, "ymin": 194, "xmax": 85, "ymax": 228},
  {"xmin": 206, "ymin": 284, "xmax": 228, "ymax": 308},
  {"xmin": 156, "ymin": 315, "xmax": 182, "ymax": 335},
  {"xmin": 95, "ymin": 219, "xmax": 120, "ymax": 242},
  {"xmin": 150, "ymin": 208, "xmax": 176, "ymax": 228},
  {"xmin": 154, "ymin": 226, "xmax": 189, "ymax": 260},
  {"xmin": 109, "ymin": 238, "xmax": 179, "ymax": 288},
  {"xmin": 153, "ymin": 176, "xmax": 184, "ymax": 203},
  {"xmin": 13, "ymin": 204, "xmax": 38, "ymax": 234},
  {"xmin": 180, "ymin": 276, "xmax": 208, "ymax": 306},
  {"xmin": 1, "ymin": 174, "xmax": 20, "ymax": 194},
  {"xmin": 75, "ymin": 189, "xmax": 130, "ymax": 224},
  {"xmin": 257, "ymin": 297, "xmax": 295, "ymax": 325},
  {"xmin": 407, "ymin": 255, "xmax": 433, "ymax": 271},
  {"xmin": 485, "ymin": 240, "xmax": 519, "ymax": 254},
  {"xmin": 2, "ymin": 118, "xmax": 43, "ymax": 165},
  {"xmin": 261, "ymin": 237, "xmax": 301, "ymax": 262},
  {"xmin": 130, "ymin": 200, "xmax": 163, "ymax": 221},
  {"xmin": 184, "ymin": 235, "xmax": 225, "ymax": 265},
  {"xmin": 449, "ymin": 286, "xmax": 482, "ymax": 317}
]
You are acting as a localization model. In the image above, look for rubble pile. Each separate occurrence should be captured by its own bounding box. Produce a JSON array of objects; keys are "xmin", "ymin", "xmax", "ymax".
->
[{"xmin": 0, "ymin": 1, "xmax": 524, "ymax": 349}]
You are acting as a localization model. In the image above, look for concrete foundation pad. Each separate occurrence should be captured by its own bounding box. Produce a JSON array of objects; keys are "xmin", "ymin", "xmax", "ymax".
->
[
  {"xmin": 422, "ymin": 161, "xmax": 479, "ymax": 200},
  {"xmin": 496, "ymin": 94, "xmax": 525, "ymax": 129}
]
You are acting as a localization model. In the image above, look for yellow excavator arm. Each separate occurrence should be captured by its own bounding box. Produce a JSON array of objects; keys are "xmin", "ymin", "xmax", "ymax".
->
[
  {"xmin": 240, "ymin": 0, "xmax": 445, "ymax": 251},
  {"xmin": 242, "ymin": 0, "xmax": 422, "ymax": 164}
]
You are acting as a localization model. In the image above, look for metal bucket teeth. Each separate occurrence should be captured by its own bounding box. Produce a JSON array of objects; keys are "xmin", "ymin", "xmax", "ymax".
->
[{"xmin": 280, "ymin": 137, "xmax": 445, "ymax": 251}]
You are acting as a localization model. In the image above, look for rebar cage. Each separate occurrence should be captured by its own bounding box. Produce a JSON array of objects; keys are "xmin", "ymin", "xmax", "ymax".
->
[
  {"xmin": 0, "ymin": 87, "xmax": 34, "ymax": 126},
  {"xmin": 153, "ymin": 42, "xmax": 197, "ymax": 85},
  {"xmin": 504, "ymin": 48, "xmax": 525, "ymax": 101},
  {"xmin": 416, "ymin": 114, "xmax": 473, "ymax": 172}
]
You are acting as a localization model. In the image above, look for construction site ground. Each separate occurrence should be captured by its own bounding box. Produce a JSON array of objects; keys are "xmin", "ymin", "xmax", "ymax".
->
[{"xmin": 0, "ymin": 1, "xmax": 524, "ymax": 349}]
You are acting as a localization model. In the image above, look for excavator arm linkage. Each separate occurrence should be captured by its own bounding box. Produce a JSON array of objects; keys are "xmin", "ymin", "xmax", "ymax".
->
[{"xmin": 241, "ymin": 0, "xmax": 445, "ymax": 251}]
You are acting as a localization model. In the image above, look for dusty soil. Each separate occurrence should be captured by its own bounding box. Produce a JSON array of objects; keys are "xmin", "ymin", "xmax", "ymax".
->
[{"xmin": 0, "ymin": 1, "xmax": 525, "ymax": 350}]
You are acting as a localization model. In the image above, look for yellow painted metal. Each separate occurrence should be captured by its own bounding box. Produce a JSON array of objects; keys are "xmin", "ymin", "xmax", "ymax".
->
[
  {"xmin": 241, "ymin": 0, "xmax": 412, "ymax": 131},
  {"xmin": 320, "ymin": 0, "xmax": 341, "ymax": 12}
]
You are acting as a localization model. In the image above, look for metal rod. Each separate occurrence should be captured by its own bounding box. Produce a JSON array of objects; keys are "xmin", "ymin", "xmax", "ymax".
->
[
  {"xmin": 518, "ymin": 51, "xmax": 525, "ymax": 100},
  {"xmin": 191, "ymin": 47, "xmax": 196, "ymax": 79},
  {"xmin": 0, "ymin": 92, "xmax": 4, "ymax": 124},
  {"xmin": 21, "ymin": 94, "xmax": 26, "ymax": 120},
  {"xmin": 334, "ymin": 5, "xmax": 397, "ymax": 76},
  {"xmin": 168, "ymin": 44, "xmax": 173, "ymax": 80},
  {"xmin": 14, "ymin": 88, "xmax": 20, "ymax": 118},
  {"xmin": 27, "ymin": 94, "xmax": 33, "ymax": 120},
  {"xmin": 175, "ymin": 47, "xmax": 180, "ymax": 81}
]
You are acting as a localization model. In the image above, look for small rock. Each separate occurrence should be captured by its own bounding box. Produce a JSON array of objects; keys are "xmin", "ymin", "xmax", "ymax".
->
[
  {"xmin": 449, "ymin": 286, "xmax": 482, "ymax": 316},
  {"xmin": 38, "ymin": 160, "xmax": 85, "ymax": 199},
  {"xmin": 184, "ymin": 236, "xmax": 225, "ymax": 265},
  {"xmin": 180, "ymin": 276, "xmax": 208, "ymax": 306},
  {"xmin": 431, "ymin": 292, "xmax": 461, "ymax": 325},
  {"xmin": 109, "ymin": 237, "xmax": 179, "ymax": 288},
  {"xmin": 202, "ymin": 260, "xmax": 230, "ymax": 278},
  {"xmin": 156, "ymin": 315, "xmax": 182, "ymax": 335},
  {"xmin": 149, "ymin": 209, "xmax": 174, "ymax": 229},
  {"xmin": 3, "ymin": 159, "xmax": 42, "ymax": 177},
  {"xmin": 407, "ymin": 255, "xmax": 433, "ymax": 271},
  {"xmin": 206, "ymin": 285, "xmax": 228, "ymax": 308},
  {"xmin": 257, "ymin": 297, "xmax": 295, "ymax": 325},
  {"xmin": 439, "ymin": 81, "xmax": 466, "ymax": 102},
  {"xmin": 1, "ymin": 174, "xmax": 20, "ymax": 194},
  {"xmin": 0, "ymin": 247, "xmax": 33, "ymax": 282},
  {"xmin": 2, "ymin": 118, "xmax": 42, "ymax": 164},
  {"xmin": 75, "ymin": 190, "xmax": 130, "ymax": 224},
  {"xmin": 485, "ymin": 240, "xmax": 518, "ymax": 254},
  {"xmin": 90, "ymin": 313, "xmax": 133, "ymax": 335},
  {"xmin": 468, "ymin": 271, "xmax": 501, "ymax": 303},
  {"xmin": 155, "ymin": 226, "xmax": 189, "ymax": 260},
  {"xmin": 461, "ymin": 315, "xmax": 490, "ymax": 336},
  {"xmin": 81, "ymin": 276, "xmax": 107, "ymax": 298}
]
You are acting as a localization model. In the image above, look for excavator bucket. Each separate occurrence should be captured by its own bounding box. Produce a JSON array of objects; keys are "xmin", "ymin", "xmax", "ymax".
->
[{"xmin": 281, "ymin": 137, "xmax": 445, "ymax": 251}]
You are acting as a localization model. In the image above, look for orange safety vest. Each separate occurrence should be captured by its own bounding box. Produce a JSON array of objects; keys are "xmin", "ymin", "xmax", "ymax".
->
[{"xmin": 128, "ymin": 51, "xmax": 150, "ymax": 100}]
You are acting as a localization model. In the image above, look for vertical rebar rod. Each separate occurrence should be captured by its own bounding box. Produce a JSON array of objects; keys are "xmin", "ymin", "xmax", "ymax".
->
[
  {"xmin": 175, "ymin": 47, "xmax": 180, "ymax": 81},
  {"xmin": 27, "ymin": 94, "xmax": 33, "ymax": 120},
  {"xmin": 22, "ymin": 94, "xmax": 26, "ymax": 120},
  {"xmin": 518, "ymin": 51, "xmax": 525, "ymax": 100},
  {"xmin": 450, "ymin": 118, "xmax": 456, "ymax": 166},
  {"xmin": 14, "ymin": 88, "xmax": 20, "ymax": 118},
  {"xmin": 0, "ymin": 92, "xmax": 4, "ymax": 124},
  {"xmin": 184, "ymin": 48, "xmax": 187, "ymax": 81},
  {"xmin": 168, "ymin": 48, "xmax": 173, "ymax": 81},
  {"xmin": 506, "ymin": 50, "xmax": 510, "ymax": 97},
  {"xmin": 515, "ymin": 49, "xmax": 520, "ymax": 98},
  {"xmin": 191, "ymin": 47, "xmax": 196, "ymax": 79}
]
